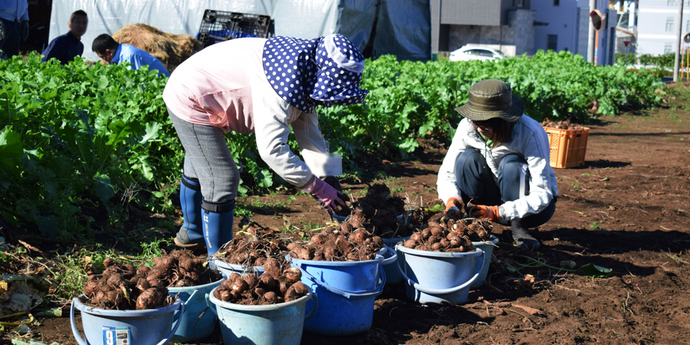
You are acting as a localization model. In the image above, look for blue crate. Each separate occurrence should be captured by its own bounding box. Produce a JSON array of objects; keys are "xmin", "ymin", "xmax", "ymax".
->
[{"xmin": 197, "ymin": 10, "xmax": 273, "ymax": 48}]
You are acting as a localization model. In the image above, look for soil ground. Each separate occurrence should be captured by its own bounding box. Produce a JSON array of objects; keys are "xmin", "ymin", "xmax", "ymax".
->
[{"xmin": 23, "ymin": 84, "xmax": 690, "ymax": 344}]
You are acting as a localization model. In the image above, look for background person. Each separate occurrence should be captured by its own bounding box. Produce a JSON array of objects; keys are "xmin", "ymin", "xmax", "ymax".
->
[
  {"xmin": 163, "ymin": 34, "xmax": 367, "ymax": 257},
  {"xmin": 437, "ymin": 79, "xmax": 558, "ymax": 250},
  {"xmin": 41, "ymin": 10, "xmax": 88, "ymax": 64},
  {"xmin": 92, "ymin": 33, "xmax": 170, "ymax": 77},
  {"xmin": 0, "ymin": 0, "xmax": 29, "ymax": 59}
]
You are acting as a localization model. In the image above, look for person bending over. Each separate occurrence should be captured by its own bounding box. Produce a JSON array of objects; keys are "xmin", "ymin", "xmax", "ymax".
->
[{"xmin": 92, "ymin": 33, "xmax": 169, "ymax": 77}]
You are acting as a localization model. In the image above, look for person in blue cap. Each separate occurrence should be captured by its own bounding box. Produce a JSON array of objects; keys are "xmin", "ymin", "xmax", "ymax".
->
[{"xmin": 163, "ymin": 34, "xmax": 368, "ymax": 257}]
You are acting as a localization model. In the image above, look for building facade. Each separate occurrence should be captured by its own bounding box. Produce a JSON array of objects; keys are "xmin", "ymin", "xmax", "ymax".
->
[
  {"xmin": 637, "ymin": 0, "xmax": 690, "ymax": 55},
  {"xmin": 430, "ymin": 0, "xmax": 618, "ymax": 64}
]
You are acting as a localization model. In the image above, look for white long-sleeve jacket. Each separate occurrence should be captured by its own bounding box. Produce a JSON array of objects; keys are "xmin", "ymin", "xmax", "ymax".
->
[
  {"xmin": 437, "ymin": 115, "xmax": 558, "ymax": 222},
  {"xmin": 163, "ymin": 38, "xmax": 327, "ymax": 188}
]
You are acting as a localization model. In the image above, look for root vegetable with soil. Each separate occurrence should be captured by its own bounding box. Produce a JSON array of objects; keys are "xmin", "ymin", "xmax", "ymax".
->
[
  {"xmin": 81, "ymin": 249, "xmax": 221, "ymax": 310},
  {"xmin": 403, "ymin": 207, "xmax": 493, "ymax": 252},
  {"xmin": 213, "ymin": 266, "xmax": 309, "ymax": 305},
  {"xmin": 216, "ymin": 222, "xmax": 296, "ymax": 269},
  {"xmin": 345, "ymin": 183, "xmax": 436, "ymax": 239}
]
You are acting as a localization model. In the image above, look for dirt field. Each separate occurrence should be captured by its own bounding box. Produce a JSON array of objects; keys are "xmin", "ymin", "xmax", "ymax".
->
[{"xmin": 30, "ymin": 84, "xmax": 690, "ymax": 344}]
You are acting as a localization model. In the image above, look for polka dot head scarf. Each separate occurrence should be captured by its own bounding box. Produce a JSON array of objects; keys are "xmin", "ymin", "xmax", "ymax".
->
[{"xmin": 263, "ymin": 34, "xmax": 369, "ymax": 113}]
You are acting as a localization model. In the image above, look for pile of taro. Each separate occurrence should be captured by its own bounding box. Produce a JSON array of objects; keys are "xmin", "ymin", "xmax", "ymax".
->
[
  {"xmin": 340, "ymin": 183, "xmax": 430, "ymax": 239},
  {"xmin": 402, "ymin": 203, "xmax": 493, "ymax": 252},
  {"xmin": 541, "ymin": 119, "xmax": 585, "ymax": 130},
  {"xmin": 82, "ymin": 249, "xmax": 221, "ymax": 310},
  {"xmin": 216, "ymin": 222, "xmax": 294, "ymax": 268},
  {"xmin": 288, "ymin": 223, "xmax": 384, "ymax": 261},
  {"xmin": 213, "ymin": 259, "xmax": 309, "ymax": 305}
]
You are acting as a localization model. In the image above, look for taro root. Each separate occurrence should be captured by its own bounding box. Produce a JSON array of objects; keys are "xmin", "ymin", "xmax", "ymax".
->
[
  {"xmin": 284, "ymin": 267, "xmax": 302, "ymax": 284},
  {"xmin": 290, "ymin": 245, "xmax": 311, "ymax": 260},
  {"xmin": 259, "ymin": 273, "xmax": 277, "ymax": 292},
  {"xmin": 263, "ymin": 291, "xmax": 278, "ymax": 304},
  {"xmin": 350, "ymin": 229, "xmax": 370, "ymax": 245},
  {"xmin": 103, "ymin": 258, "xmax": 115, "ymax": 267},
  {"xmin": 285, "ymin": 282, "xmax": 309, "ymax": 302},
  {"xmin": 136, "ymin": 287, "xmax": 167, "ymax": 310},
  {"xmin": 401, "ymin": 217, "xmax": 489, "ymax": 253},
  {"xmin": 263, "ymin": 258, "xmax": 282, "ymax": 278},
  {"xmin": 84, "ymin": 281, "xmax": 98, "ymax": 296},
  {"xmin": 216, "ymin": 271, "xmax": 309, "ymax": 305}
]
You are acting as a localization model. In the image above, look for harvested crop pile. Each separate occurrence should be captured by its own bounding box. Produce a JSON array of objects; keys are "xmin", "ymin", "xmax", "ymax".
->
[
  {"xmin": 112, "ymin": 23, "xmax": 202, "ymax": 72},
  {"xmin": 82, "ymin": 250, "xmax": 220, "ymax": 310},
  {"xmin": 213, "ymin": 267, "xmax": 309, "ymax": 305},
  {"xmin": 289, "ymin": 224, "xmax": 384, "ymax": 261},
  {"xmin": 217, "ymin": 222, "xmax": 296, "ymax": 268},
  {"xmin": 82, "ymin": 259, "xmax": 171, "ymax": 310},
  {"xmin": 541, "ymin": 119, "xmax": 585, "ymax": 130},
  {"xmin": 403, "ymin": 207, "xmax": 493, "ymax": 252},
  {"xmin": 344, "ymin": 183, "xmax": 430, "ymax": 239}
]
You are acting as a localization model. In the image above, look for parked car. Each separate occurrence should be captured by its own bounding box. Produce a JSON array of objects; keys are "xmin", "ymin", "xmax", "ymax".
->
[{"xmin": 449, "ymin": 45, "xmax": 506, "ymax": 62}]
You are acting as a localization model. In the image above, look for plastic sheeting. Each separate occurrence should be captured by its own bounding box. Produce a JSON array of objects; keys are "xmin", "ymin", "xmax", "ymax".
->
[
  {"xmin": 372, "ymin": 0, "xmax": 431, "ymax": 61},
  {"xmin": 49, "ymin": 0, "xmax": 429, "ymax": 62}
]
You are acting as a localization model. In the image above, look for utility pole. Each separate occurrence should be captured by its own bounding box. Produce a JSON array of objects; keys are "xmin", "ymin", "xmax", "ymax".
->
[
  {"xmin": 588, "ymin": 0, "xmax": 596, "ymax": 63},
  {"xmin": 674, "ymin": 0, "xmax": 684, "ymax": 82}
]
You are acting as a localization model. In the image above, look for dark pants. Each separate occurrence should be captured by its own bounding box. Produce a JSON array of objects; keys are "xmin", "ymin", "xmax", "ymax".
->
[
  {"xmin": 455, "ymin": 149, "xmax": 556, "ymax": 228},
  {"xmin": 0, "ymin": 19, "xmax": 21, "ymax": 59}
]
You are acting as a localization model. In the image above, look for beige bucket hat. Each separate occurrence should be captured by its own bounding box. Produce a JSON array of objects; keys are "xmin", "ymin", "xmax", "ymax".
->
[{"xmin": 455, "ymin": 79, "xmax": 524, "ymax": 122}]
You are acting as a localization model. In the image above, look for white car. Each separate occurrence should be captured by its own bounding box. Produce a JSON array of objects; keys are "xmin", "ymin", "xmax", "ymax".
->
[{"xmin": 449, "ymin": 46, "xmax": 506, "ymax": 62}]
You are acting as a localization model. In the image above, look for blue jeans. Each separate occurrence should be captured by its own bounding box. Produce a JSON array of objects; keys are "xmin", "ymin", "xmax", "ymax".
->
[
  {"xmin": 169, "ymin": 109, "xmax": 240, "ymax": 204},
  {"xmin": 455, "ymin": 149, "xmax": 556, "ymax": 227}
]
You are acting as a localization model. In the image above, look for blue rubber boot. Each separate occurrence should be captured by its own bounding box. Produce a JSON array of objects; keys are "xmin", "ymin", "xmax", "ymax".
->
[
  {"xmin": 174, "ymin": 175, "xmax": 205, "ymax": 249},
  {"xmin": 201, "ymin": 199, "xmax": 235, "ymax": 257}
]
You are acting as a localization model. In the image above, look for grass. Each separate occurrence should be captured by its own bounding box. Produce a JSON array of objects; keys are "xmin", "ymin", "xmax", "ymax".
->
[{"xmin": 46, "ymin": 238, "xmax": 172, "ymax": 302}]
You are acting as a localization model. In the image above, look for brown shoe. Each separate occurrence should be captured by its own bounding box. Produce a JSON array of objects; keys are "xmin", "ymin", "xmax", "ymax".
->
[{"xmin": 174, "ymin": 229, "xmax": 206, "ymax": 251}]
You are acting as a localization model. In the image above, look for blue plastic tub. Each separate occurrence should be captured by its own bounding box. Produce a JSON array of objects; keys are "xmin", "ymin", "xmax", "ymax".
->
[
  {"xmin": 471, "ymin": 235, "xmax": 499, "ymax": 288},
  {"xmin": 289, "ymin": 255, "xmax": 385, "ymax": 335},
  {"xmin": 395, "ymin": 244, "xmax": 483, "ymax": 305},
  {"xmin": 206, "ymin": 285, "xmax": 315, "ymax": 345},
  {"xmin": 70, "ymin": 295, "xmax": 183, "ymax": 345},
  {"xmin": 168, "ymin": 279, "xmax": 223, "ymax": 342}
]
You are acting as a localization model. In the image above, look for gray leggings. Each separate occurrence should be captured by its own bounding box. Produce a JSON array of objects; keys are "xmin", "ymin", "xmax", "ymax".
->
[{"xmin": 169, "ymin": 109, "xmax": 239, "ymax": 203}]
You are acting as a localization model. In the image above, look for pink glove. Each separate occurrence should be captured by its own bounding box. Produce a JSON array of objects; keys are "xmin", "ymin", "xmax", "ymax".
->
[{"xmin": 303, "ymin": 176, "xmax": 347, "ymax": 214}]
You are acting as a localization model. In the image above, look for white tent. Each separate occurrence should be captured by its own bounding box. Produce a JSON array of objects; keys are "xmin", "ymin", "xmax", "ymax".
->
[{"xmin": 49, "ymin": 0, "xmax": 430, "ymax": 62}]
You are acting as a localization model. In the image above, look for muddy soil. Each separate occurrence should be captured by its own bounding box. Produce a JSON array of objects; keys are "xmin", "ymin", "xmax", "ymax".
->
[{"xmin": 29, "ymin": 88, "xmax": 690, "ymax": 344}]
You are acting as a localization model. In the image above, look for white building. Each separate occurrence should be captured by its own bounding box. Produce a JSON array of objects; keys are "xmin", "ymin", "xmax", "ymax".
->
[
  {"xmin": 531, "ymin": 0, "xmax": 618, "ymax": 64},
  {"xmin": 638, "ymin": 0, "xmax": 690, "ymax": 55}
]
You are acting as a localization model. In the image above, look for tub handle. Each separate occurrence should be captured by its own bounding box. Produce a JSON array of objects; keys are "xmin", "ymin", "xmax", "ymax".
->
[
  {"xmin": 205, "ymin": 293, "xmax": 218, "ymax": 317},
  {"xmin": 70, "ymin": 298, "xmax": 87, "ymax": 345},
  {"xmin": 304, "ymin": 291, "xmax": 318, "ymax": 321},
  {"xmin": 297, "ymin": 262, "xmax": 386, "ymax": 299},
  {"xmin": 396, "ymin": 251, "xmax": 484, "ymax": 296},
  {"xmin": 70, "ymin": 297, "xmax": 185, "ymax": 345},
  {"xmin": 157, "ymin": 299, "xmax": 185, "ymax": 345}
]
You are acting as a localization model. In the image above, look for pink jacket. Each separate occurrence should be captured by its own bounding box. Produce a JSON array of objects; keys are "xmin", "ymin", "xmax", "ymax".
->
[{"xmin": 163, "ymin": 38, "xmax": 328, "ymax": 187}]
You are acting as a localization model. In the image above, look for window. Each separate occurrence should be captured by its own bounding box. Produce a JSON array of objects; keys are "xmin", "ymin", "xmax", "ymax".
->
[
  {"xmin": 554, "ymin": 0, "xmax": 559, "ymax": 5},
  {"xmin": 666, "ymin": 17, "xmax": 675, "ymax": 32},
  {"xmin": 668, "ymin": 0, "xmax": 677, "ymax": 5},
  {"xmin": 547, "ymin": 35, "xmax": 558, "ymax": 51},
  {"xmin": 687, "ymin": 19, "xmax": 690, "ymax": 32},
  {"xmin": 664, "ymin": 43, "xmax": 673, "ymax": 54}
]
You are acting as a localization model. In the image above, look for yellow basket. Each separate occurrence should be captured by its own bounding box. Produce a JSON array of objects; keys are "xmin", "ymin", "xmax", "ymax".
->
[{"xmin": 544, "ymin": 127, "xmax": 589, "ymax": 168}]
